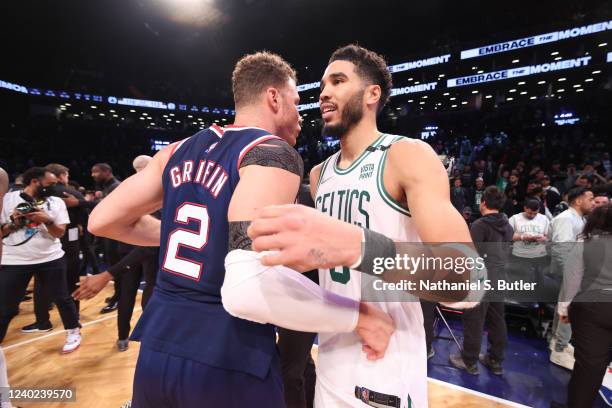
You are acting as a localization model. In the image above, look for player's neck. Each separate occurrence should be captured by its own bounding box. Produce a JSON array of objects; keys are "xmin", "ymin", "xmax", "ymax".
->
[
  {"xmin": 339, "ymin": 119, "xmax": 380, "ymax": 162},
  {"xmin": 570, "ymin": 204, "xmax": 583, "ymax": 216},
  {"xmin": 233, "ymin": 109, "xmax": 274, "ymax": 134}
]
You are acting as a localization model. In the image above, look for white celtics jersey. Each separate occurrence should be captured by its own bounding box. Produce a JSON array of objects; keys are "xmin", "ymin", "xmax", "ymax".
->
[{"xmin": 314, "ymin": 134, "xmax": 427, "ymax": 408}]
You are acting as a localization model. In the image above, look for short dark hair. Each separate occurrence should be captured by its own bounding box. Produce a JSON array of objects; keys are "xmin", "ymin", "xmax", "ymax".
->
[
  {"xmin": 232, "ymin": 51, "xmax": 297, "ymax": 109},
  {"xmin": 581, "ymin": 204, "xmax": 612, "ymax": 239},
  {"xmin": 567, "ymin": 186, "xmax": 590, "ymax": 204},
  {"xmin": 329, "ymin": 44, "xmax": 392, "ymax": 114},
  {"xmin": 22, "ymin": 167, "xmax": 50, "ymax": 186},
  {"xmin": 481, "ymin": 186, "xmax": 505, "ymax": 210},
  {"xmin": 93, "ymin": 163, "xmax": 113, "ymax": 173},
  {"xmin": 524, "ymin": 198, "xmax": 541, "ymax": 211},
  {"xmin": 46, "ymin": 163, "xmax": 69, "ymax": 177}
]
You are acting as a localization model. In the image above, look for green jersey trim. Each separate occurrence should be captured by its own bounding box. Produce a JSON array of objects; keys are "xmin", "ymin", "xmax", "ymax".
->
[
  {"xmin": 314, "ymin": 156, "xmax": 333, "ymax": 196},
  {"xmin": 332, "ymin": 133, "xmax": 385, "ymax": 175},
  {"xmin": 376, "ymin": 136, "xmax": 411, "ymax": 216}
]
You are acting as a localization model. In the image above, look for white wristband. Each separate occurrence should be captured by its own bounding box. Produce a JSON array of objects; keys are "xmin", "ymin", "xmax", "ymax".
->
[{"xmin": 349, "ymin": 228, "xmax": 365, "ymax": 270}]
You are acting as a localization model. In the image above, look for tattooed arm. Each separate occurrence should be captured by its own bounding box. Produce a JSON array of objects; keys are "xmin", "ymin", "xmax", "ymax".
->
[
  {"xmin": 227, "ymin": 138, "xmax": 303, "ymax": 251},
  {"xmin": 221, "ymin": 140, "xmax": 394, "ymax": 359}
]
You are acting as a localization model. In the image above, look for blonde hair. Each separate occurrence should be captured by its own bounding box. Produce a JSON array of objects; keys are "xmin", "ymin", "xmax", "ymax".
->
[{"xmin": 232, "ymin": 51, "xmax": 296, "ymax": 109}]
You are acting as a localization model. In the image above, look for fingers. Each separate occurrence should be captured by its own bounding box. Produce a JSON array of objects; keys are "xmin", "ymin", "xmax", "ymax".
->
[
  {"xmin": 259, "ymin": 248, "xmax": 312, "ymax": 272},
  {"xmin": 251, "ymin": 231, "xmax": 295, "ymax": 252},
  {"xmin": 71, "ymin": 288, "xmax": 81, "ymax": 299},
  {"xmin": 248, "ymin": 219, "xmax": 285, "ymax": 239},
  {"xmin": 72, "ymin": 287, "xmax": 91, "ymax": 300},
  {"xmin": 362, "ymin": 343, "xmax": 385, "ymax": 361},
  {"xmin": 255, "ymin": 204, "xmax": 300, "ymax": 219},
  {"xmin": 248, "ymin": 215, "xmax": 304, "ymax": 240}
]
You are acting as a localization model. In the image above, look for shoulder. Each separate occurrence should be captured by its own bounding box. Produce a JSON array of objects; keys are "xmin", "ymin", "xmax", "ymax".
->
[
  {"xmin": 387, "ymin": 136, "xmax": 431, "ymax": 154},
  {"xmin": 556, "ymin": 210, "xmax": 571, "ymax": 220},
  {"xmin": 310, "ymin": 162, "xmax": 324, "ymax": 181},
  {"xmin": 239, "ymin": 137, "xmax": 303, "ymax": 177},
  {"xmin": 386, "ymin": 137, "xmax": 443, "ymax": 172},
  {"xmin": 471, "ymin": 218, "xmax": 485, "ymax": 228},
  {"xmin": 3, "ymin": 190, "xmax": 19, "ymax": 202},
  {"xmin": 47, "ymin": 196, "xmax": 67, "ymax": 209}
]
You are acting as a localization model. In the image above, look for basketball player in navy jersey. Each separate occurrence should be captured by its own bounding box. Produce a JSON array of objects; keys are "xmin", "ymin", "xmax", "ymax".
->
[{"xmin": 89, "ymin": 52, "xmax": 394, "ymax": 408}]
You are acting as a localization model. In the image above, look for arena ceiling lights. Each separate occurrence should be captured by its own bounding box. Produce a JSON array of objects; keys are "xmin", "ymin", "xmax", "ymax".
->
[{"xmin": 1, "ymin": 19, "xmax": 609, "ymax": 116}]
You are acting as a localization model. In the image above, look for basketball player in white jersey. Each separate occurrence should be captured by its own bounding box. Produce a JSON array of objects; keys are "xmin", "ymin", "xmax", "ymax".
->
[{"xmin": 225, "ymin": 45, "xmax": 481, "ymax": 408}]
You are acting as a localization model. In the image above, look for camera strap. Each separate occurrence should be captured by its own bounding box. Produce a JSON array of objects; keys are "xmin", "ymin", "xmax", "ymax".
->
[{"xmin": 1, "ymin": 229, "xmax": 40, "ymax": 247}]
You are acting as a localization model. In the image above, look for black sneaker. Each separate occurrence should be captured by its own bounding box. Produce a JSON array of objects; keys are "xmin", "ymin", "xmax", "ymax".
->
[
  {"xmin": 449, "ymin": 353, "xmax": 479, "ymax": 375},
  {"xmin": 479, "ymin": 354, "xmax": 504, "ymax": 376},
  {"xmin": 100, "ymin": 301, "xmax": 118, "ymax": 314},
  {"xmin": 117, "ymin": 339, "xmax": 129, "ymax": 352},
  {"xmin": 21, "ymin": 321, "xmax": 53, "ymax": 333}
]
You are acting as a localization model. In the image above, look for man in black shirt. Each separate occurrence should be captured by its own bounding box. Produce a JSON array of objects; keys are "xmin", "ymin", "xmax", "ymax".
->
[
  {"xmin": 42, "ymin": 163, "xmax": 87, "ymax": 317},
  {"xmin": 89, "ymin": 163, "xmax": 123, "ymax": 313},
  {"xmin": 450, "ymin": 186, "xmax": 513, "ymax": 376}
]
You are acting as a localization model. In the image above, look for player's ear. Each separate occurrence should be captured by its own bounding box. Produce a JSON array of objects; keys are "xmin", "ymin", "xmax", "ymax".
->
[
  {"xmin": 266, "ymin": 87, "xmax": 281, "ymax": 114},
  {"xmin": 365, "ymin": 84, "xmax": 381, "ymax": 110}
]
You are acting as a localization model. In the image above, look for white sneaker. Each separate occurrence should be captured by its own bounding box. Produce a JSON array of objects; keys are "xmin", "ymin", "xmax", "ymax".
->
[
  {"xmin": 62, "ymin": 328, "xmax": 81, "ymax": 354},
  {"xmin": 550, "ymin": 349, "xmax": 574, "ymax": 370},
  {"xmin": 549, "ymin": 341, "xmax": 574, "ymax": 356}
]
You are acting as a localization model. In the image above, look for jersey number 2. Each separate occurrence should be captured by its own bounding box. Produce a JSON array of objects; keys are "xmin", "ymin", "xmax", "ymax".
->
[{"xmin": 162, "ymin": 203, "xmax": 210, "ymax": 281}]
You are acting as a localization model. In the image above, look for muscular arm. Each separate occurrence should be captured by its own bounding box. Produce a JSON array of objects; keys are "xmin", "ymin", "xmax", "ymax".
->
[
  {"xmin": 227, "ymin": 139, "xmax": 303, "ymax": 251},
  {"xmin": 361, "ymin": 140, "xmax": 479, "ymax": 303},
  {"xmin": 249, "ymin": 140, "xmax": 481, "ymax": 305},
  {"xmin": 222, "ymin": 141, "xmax": 362, "ymax": 333},
  {"xmin": 88, "ymin": 144, "xmax": 173, "ymax": 246}
]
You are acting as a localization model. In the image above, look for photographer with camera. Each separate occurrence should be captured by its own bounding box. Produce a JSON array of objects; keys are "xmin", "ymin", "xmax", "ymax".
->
[
  {"xmin": 0, "ymin": 167, "xmax": 81, "ymax": 353},
  {"xmin": 31, "ymin": 163, "xmax": 89, "ymax": 320}
]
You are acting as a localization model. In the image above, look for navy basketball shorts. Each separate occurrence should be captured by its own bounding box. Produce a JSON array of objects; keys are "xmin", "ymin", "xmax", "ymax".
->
[{"xmin": 132, "ymin": 345, "xmax": 284, "ymax": 408}]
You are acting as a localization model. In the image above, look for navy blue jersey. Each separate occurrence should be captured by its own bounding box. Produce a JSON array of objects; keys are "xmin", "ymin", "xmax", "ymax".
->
[{"xmin": 131, "ymin": 125, "xmax": 282, "ymax": 379}]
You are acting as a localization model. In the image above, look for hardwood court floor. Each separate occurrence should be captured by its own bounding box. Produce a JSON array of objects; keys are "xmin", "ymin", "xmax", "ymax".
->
[{"xmin": 3, "ymin": 283, "xmax": 519, "ymax": 408}]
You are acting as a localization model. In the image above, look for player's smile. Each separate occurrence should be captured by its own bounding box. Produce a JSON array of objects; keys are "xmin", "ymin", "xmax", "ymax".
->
[{"xmin": 320, "ymin": 102, "xmax": 338, "ymax": 122}]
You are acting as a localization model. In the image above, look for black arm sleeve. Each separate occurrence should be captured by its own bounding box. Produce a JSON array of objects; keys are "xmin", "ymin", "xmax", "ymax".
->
[
  {"xmin": 107, "ymin": 246, "xmax": 158, "ymax": 279},
  {"xmin": 239, "ymin": 138, "xmax": 304, "ymax": 179},
  {"xmin": 228, "ymin": 221, "xmax": 252, "ymax": 251}
]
